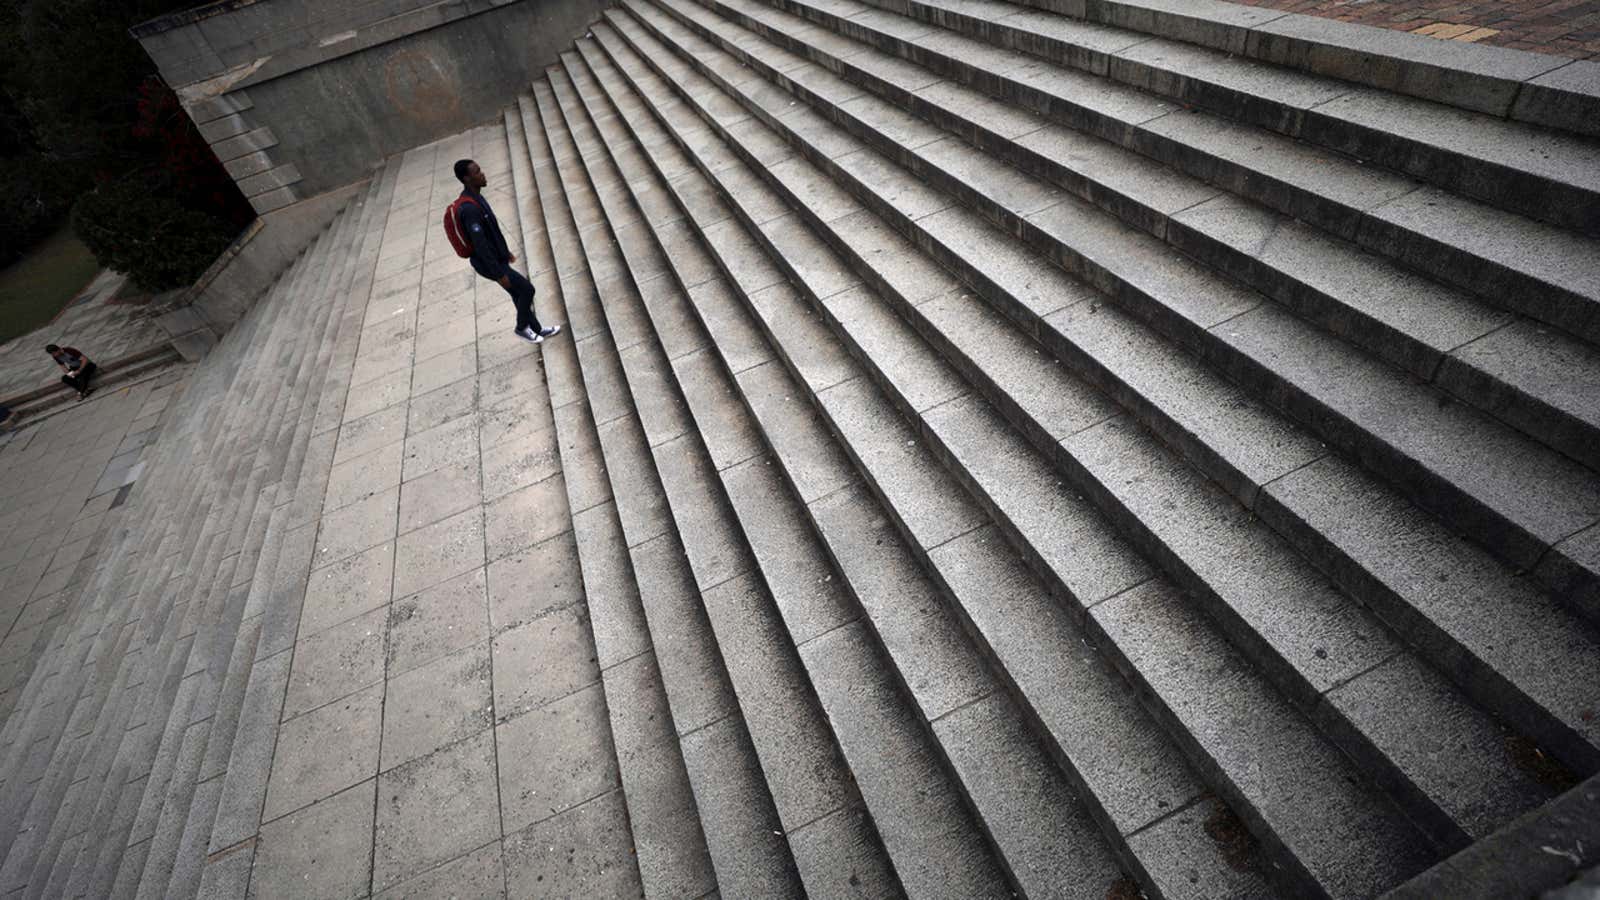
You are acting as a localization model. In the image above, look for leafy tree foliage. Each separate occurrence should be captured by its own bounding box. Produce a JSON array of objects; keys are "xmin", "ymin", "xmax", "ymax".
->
[{"xmin": 0, "ymin": 0, "xmax": 253, "ymax": 275}]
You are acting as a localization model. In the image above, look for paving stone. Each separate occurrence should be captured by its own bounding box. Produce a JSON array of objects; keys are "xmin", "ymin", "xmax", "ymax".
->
[
  {"xmin": 374, "ymin": 841, "xmax": 505, "ymax": 899},
  {"xmin": 484, "ymin": 474, "xmax": 571, "ymax": 562},
  {"xmin": 486, "ymin": 529, "xmax": 585, "ymax": 633},
  {"xmin": 393, "ymin": 506, "xmax": 485, "ymax": 599},
  {"xmin": 250, "ymin": 779, "xmax": 375, "ymax": 900},
  {"xmin": 399, "ymin": 459, "xmax": 482, "ymax": 534},
  {"xmin": 387, "ymin": 567, "xmax": 491, "ymax": 676},
  {"xmin": 413, "ymin": 344, "xmax": 478, "ymax": 397},
  {"xmin": 262, "ymin": 683, "xmax": 382, "ymax": 821},
  {"xmin": 503, "ymin": 790, "xmax": 643, "ymax": 897},
  {"xmin": 497, "ymin": 682, "xmax": 619, "ymax": 833},
  {"xmin": 491, "ymin": 602, "xmax": 601, "ymax": 720},
  {"xmin": 480, "ymin": 425, "xmax": 559, "ymax": 501},
  {"xmin": 314, "ymin": 487, "xmax": 399, "ymax": 570},
  {"xmin": 300, "ymin": 541, "xmax": 394, "ymax": 637},
  {"xmin": 381, "ymin": 640, "xmax": 494, "ymax": 771},
  {"xmin": 333, "ymin": 404, "xmax": 409, "ymax": 467},
  {"xmin": 374, "ymin": 730, "xmax": 501, "ymax": 892},
  {"xmin": 341, "ymin": 378, "xmax": 411, "ymax": 431},
  {"xmin": 323, "ymin": 440, "xmax": 405, "ymax": 514},
  {"xmin": 283, "ymin": 605, "xmax": 388, "ymax": 720},
  {"xmin": 406, "ymin": 376, "xmax": 479, "ymax": 436},
  {"xmin": 403, "ymin": 415, "xmax": 480, "ymax": 482}
]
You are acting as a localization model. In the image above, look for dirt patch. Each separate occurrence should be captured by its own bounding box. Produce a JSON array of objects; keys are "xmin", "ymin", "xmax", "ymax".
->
[
  {"xmin": 1505, "ymin": 734, "xmax": 1582, "ymax": 793},
  {"xmin": 1204, "ymin": 800, "xmax": 1261, "ymax": 874}
]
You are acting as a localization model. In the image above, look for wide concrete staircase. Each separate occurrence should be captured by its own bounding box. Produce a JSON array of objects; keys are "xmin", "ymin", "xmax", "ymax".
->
[
  {"xmin": 488, "ymin": 0, "xmax": 1600, "ymax": 897},
  {"xmin": 1, "ymin": 0, "xmax": 1597, "ymax": 895},
  {"xmin": 0, "ymin": 163, "xmax": 396, "ymax": 899}
]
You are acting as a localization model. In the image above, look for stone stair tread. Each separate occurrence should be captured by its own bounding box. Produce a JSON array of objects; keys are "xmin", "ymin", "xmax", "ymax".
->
[
  {"xmin": 643, "ymin": 0, "xmax": 1600, "ymax": 614},
  {"xmin": 799, "ymin": 0, "xmax": 1600, "ymax": 234},
  {"xmin": 625, "ymin": 0, "xmax": 1600, "ymax": 781},
  {"xmin": 513, "ymin": 88, "xmax": 722, "ymax": 899},
  {"xmin": 665, "ymin": 0, "xmax": 1600, "ymax": 524},
  {"xmin": 569, "ymin": 45, "xmax": 1118, "ymax": 897},
  {"xmin": 583, "ymin": 31, "xmax": 1143, "ymax": 897},
  {"xmin": 592, "ymin": 14, "xmax": 1574, "ymax": 890},
  {"xmin": 721, "ymin": 0, "xmax": 1600, "ymax": 349},
  {"xmin": 538, "ymin": 73, "xmax": 808, "ymax": 896}
]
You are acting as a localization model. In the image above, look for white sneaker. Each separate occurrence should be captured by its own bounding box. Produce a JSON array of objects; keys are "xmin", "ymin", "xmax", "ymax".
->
[{"xmin": 514, "ymin": 327, "xmax": 543, "ymax": 344}]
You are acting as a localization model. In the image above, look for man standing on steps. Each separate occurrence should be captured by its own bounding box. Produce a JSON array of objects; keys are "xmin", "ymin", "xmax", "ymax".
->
[{"xmin": 453, "ymin": 159, "xmax": 562, "ymax": 344}]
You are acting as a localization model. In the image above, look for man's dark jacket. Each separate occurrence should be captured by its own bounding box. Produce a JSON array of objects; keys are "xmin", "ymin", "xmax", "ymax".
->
[{"xmin": 458, "ymin": 189, "xmax": 512, "ymax": 280}]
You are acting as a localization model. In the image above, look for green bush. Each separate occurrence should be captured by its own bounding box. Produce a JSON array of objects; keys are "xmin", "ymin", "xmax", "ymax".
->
[
  {"xmin": 0, "ymin": 153, "xmax": 76, "ymax": 266},
  {"xmin": 72, "ymin": 173, "xmax": 237, "ymax": 291}
]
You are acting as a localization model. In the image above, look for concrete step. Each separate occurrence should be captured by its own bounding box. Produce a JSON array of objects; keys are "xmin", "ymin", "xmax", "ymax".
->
[
  {"xmin": 531, "ymin": 76, "xmax": 808, "ymax": 897},
  {"xmin": 0, "ymin": 246, "xmax": 321, "ymax": 890},
  {"xmin": 584, "ymin": 12, "xmax": 1597, "ymax": 896},
  {"xmin": 504, "ymin": 95, "xmax": 703, "ymax": 899},
  {"xmin": 626, "ymin": 0, "xmax": 1600, "ymax": 628},
  {"xmin": 550, "ymin": 62, "xmax": 908, "ymax": 899},
  {"xmin": 661, "ymin": 0, "xmax": 1600, "ymax": 475},
  {"xmin": 763, "ymin": 0, "xmax": 1600, "ymax": 243},
  {"xmin": 134, "ymin": 169, "xmax": 393, "ymax": 900},
  {"xmin": 0, "ymin": 170, "xmax": 390, "ymax": 899},
  {"xmin": 567, "ymin": 39, "xmax": 1250, "ymax": 900},
  {"xmin": 617, "ymin": 0, "xmax": 1600, "ymax": 789}
]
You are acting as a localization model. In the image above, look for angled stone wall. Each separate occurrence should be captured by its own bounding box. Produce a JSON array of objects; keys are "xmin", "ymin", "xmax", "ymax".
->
[{"xmin": 132, "ymin": 0, "xmax": 611, "ymax": 214}]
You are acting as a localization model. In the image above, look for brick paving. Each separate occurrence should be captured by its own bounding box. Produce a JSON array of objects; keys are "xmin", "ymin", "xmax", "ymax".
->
[{"xmin": 1232, "ymin": 0, "xmax": 1600, "ymax": 59}]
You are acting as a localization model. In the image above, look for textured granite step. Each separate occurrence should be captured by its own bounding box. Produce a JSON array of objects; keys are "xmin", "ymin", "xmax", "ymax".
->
[
  {"xmin": 620, "ymin": 0, "xmax": 1600, "ymax": 804},
  {"xmin": 553, "ymin": 59, "xmax": 910, "ymax": 899},
  {"xmin": 755, "ymin": 0, "xmax": 1600, "ymax": 242},
  {"xmin": 624, "ymin": 0, "xmax": 1600, "ymax": 595},
  {"xmin": 568, "ymin": 40, "xmax": 1111, "ymax": 900},
  {"xmin": 530, "ymin": 75, "xmax": 808, "ymax": 898},
  {"xmin": 572, "ymin": 37, "xmax": 1291, "ymax": 900},
  {"xmin": 617, "ymin": 0, "xmax": 1600, "ymax": 637},
  {"xmin": 506, "ymin": 92, "xmax": 710, "ymax": 900},
  {"xmin": 661, "ymin": 0, "xmax": 1600, "ymax": 474},
  {"xmin": 586, "ymin": 12, "xmax": 1595, "ymax": 896}
]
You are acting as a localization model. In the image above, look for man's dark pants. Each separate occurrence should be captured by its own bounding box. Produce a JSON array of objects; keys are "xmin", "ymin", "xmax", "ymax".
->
[
  {"xmin": 61, "ymin": 362, "xmax": 96, "ymax": 393},
  {"xmin": 476, "ymin": 262, "xmax": 542, "ymax": 333}
]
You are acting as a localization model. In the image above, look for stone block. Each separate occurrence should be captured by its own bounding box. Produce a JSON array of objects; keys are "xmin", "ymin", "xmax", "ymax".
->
[
  {"xmin": 1512, "ymin": 60, "xmax": 1600, "ymax": 139},
  {"xmin": 209, "ymin": 126, "xmax": 278, "ymax": 163},
  {"xmin": 387, "ymin": 567, "xmax": 491, "ymax": 676},
  {"xmin": 496, "ymin": 682, "xmax": 618, "ymax": 833},
  {"xmin": 262, "ymin": 682, "xmax": 382, "ymax": 821},
  {"xmin": 237, "ymin": 163, "xmax": 305, "ymax": 198},
  {"xmin": 373, "ymin": 730, "xmax": 500, "ymax": 892},
  {"xmin": 250, "ymin": 780, "xmax": 375, "ymax": 900}
]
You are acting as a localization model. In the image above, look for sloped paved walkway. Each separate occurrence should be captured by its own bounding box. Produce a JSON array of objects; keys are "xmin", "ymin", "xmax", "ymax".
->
[
  {"xmin": 237, "ymin": 122, "xmax": 634, "ymax": 897},
  {"xmin": 1236, "ymin": 0, "xmax": 1600, "ymax": 59}
]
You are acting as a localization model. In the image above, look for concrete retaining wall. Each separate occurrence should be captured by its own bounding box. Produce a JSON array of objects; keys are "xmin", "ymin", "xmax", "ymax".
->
[{"xmin": 133, "ymin": 0, "xmax": 612, "ymax": 215}]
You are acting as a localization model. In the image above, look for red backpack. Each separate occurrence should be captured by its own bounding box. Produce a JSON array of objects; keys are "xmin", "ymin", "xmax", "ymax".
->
[{"xmin": 442, "ymin": 196, "xmax": 478, "ymax": 259}]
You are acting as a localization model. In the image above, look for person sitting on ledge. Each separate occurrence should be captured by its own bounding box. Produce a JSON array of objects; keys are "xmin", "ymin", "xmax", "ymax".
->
[
  {"xmin": 46, "ymin": 344, "xmax": 96, "ymax": 400},
  {"xmin": 452, "ymin": 158, "xmax": 563, "ymax": 345}
]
